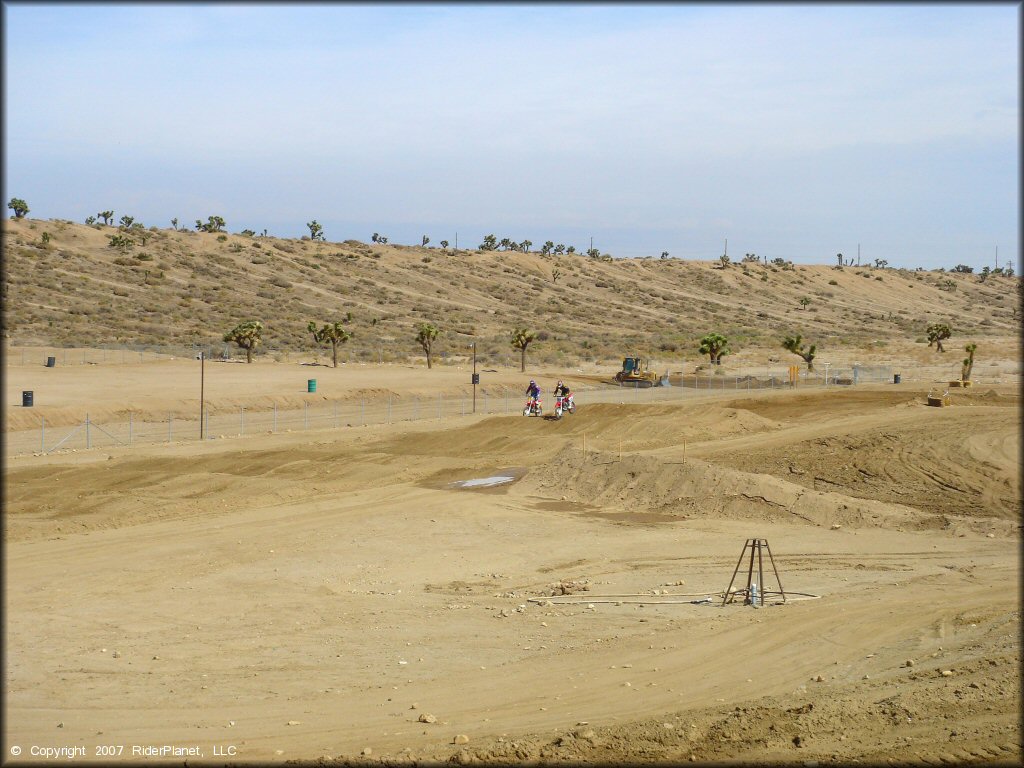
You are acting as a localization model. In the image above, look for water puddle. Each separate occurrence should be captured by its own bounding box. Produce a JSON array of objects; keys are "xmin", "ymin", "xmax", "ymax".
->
[{"xmin": 453, "ymin": 476, "xmax": 516, "ymax": 488}]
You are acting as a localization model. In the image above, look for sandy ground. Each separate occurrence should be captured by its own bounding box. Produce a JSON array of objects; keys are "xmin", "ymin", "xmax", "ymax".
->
[{"xmin": 3, "ymin": 358, "xmax": 1020, "ymax": 765}]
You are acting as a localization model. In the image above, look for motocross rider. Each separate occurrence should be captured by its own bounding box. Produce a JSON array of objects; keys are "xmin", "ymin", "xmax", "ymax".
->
[
  {"xmin": 526, "ymin": 379, "xmax": 541, "ymax": 404},
  {"xmin": 553, "ymin": 379, "xmax": 571, "ymax": 399}
]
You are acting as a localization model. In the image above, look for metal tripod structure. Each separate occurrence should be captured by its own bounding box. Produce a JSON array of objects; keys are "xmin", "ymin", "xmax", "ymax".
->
[{"xmin": 722, "ymin": 538, "xmax": 787, "ymax": 606}]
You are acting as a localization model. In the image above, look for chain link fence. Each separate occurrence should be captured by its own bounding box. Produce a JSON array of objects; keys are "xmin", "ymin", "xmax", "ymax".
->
[{"xmin": 8, "ymin": 361, "xmax": 1002, "ymax": 458}]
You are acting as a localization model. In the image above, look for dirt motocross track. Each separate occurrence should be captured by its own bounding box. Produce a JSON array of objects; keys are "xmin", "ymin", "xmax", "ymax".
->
[{"xmin": 3, "ymin": 365, "xmax": 1020, "ymax": 765}]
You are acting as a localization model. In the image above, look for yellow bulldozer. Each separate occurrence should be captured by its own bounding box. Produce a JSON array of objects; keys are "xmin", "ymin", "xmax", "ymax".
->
[{"xmin": 613, "ymin": 356, "xmax": 661, "ymax": 388}]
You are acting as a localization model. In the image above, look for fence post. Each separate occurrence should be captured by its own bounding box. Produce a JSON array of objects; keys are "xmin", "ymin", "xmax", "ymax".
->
[
  {"xmin": 273, "ymin": 403, "xmax": 277, "ymax": 432},
  {"xmin": 40, "ymin": 416, "xmax": 45, "ymax": 453},
  {"xmin": 85, "ymin": 414, "xmax": 91, "ymax": 449},
  {"xmin": 304, "ymin": 402, "xmax": 308, "ymax": 430}
]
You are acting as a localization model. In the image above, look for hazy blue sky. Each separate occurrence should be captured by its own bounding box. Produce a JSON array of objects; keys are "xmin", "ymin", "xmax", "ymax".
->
[{"xmin": 3, "ymin": 3, "xmax": 1019, "ymax": 269}]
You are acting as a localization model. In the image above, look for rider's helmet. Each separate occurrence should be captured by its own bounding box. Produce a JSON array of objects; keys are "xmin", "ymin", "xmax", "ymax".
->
[
  {"xmin": 529, "ymin": 380, "xmax": 536, "ymax": 385},
  {"xmin": 557, "ymin": 380, "xmax": 563, "ymax": 387}
]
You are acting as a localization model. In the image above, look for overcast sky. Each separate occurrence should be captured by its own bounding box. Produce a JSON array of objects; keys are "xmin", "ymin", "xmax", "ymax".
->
[{"xmin": 3, "ymin": 3, "xmax": 1019, "ymax": 269}]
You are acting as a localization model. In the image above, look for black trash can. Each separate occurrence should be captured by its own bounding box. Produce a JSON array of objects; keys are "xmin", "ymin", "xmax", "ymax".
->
[
  {"xmin": 46, "ymin": 356, "xmax": 56, "ymax": 367},
  {"xmin": 894, "ymin": 373, "xmax": 902, "ymax": 384},
  {"xmin": 22, "ymin": 390, "xmax": 33, "ymax": 407}
]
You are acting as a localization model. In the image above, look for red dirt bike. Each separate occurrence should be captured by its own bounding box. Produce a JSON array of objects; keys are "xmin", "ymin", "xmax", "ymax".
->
[
  {"xmin": 523, "ymin": 397, "xmax": 543, "ymax": 417},
  {"xmin": 554, "ymin": 394, "xmax": 576, "ymax": 418}
]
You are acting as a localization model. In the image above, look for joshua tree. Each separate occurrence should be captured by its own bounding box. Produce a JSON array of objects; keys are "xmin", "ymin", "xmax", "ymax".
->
[
  {"xmin": 961, "ymin": 343, "xmax": 976, "ymax": 383},
  {"xmin": 565, "ymin": 245, "xmax": 575, "ymax": 254},
  {"xmin": 479, "ymin": 234, "xmax": 498, "ymax": 251},
  {"xmin": 699, "ymin": 333, "xmax": 730, "ymax": 365},
  {"xmin": 499, "ymin": 237, "xmax": 512, "ymax": 250},
  {"xmin": 926, "ymin": 322, "xmax": 952, "ymax": 353},
  {"xmin": 541, "ymin": 240, "xmax": 555, "ymax": 256},
  {"xmin": 171, "ymin": 217, "xmax": 179, "ymax": 230},
  {"xmin": 223, "ymin": 320, "xmax": 263, "ymax": 363},
  {"xmin": 799, "ymin": 297, "xmax": 811, "ymax": 310},
  {"xmin": 7, "ymin": 198, "xmax": 29, "ymax": 218},
  {"xmin": 440, "ymin": 240, "xmax": 449, "ymax": 250},
  {"xmin": 422, "ymin": 235, "xmax": 430, "ymax": 247},
  {"xmin": 555, "ymin": 244, "xmax": 566, "ymax": 255},
  {"xmin": 510, "ymin": 327, "xmax": 537, "ymax": 372},
  {"xmin": 661, "ymin": 251, "xmax": 669, "ymax": 259},
  {"xmin": 307, "ymin": 220, "xmax": 325, "ymax": 241},
  {"xmin": 308, "ymin": 320, "xmax": 352, "ymax": 367},
  {"xmin": 416, "ymin": 323, "xmax": 440, "ymax": 369},
  {"xmin": 718, "ymin": 254, "xmax": 730, "ymax": 268},
  {"xmin": 552, "ymin": 268, "xmax": 562, "ymax": 284},
  {"xmin": 119, "ymin": 215, "xmax": 135, "ymax": 229},
  {"xmin": 85, "ymin": 216, "xmax": 97, "ymax": 225},
  {"xmin": 98, "ymin": 210, "xmax": 114, "ymax": 225},
  {"xmin": 108, "ymin": 234, "xmax": 134, "ymax": 253},
  {"xmin": 520, "ymin": 239, "xmax": 533, "ymax": 253},
  {"xmin": 372, "ymin": 232, "xmax": 380, "ymax": 243},
  {"xmin": 782, "ymin": 334, "xmax": 817, "ymax": 371},
  {"xmin": 196, "ymin": 216, "xmax": 226, "ymax": 233}
]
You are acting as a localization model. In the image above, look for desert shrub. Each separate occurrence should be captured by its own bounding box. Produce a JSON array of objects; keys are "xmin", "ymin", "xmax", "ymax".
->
[
  {"xmin": 136, "ymin": 253, "xmax": 153, "ymax": 261},
  {"xmin": 828, "ymin": 279, "xmax": 838, "ymax": 285},
  {"xmin": 269, "ymin": 276, "xmax": 292, "ymax": 289},
  {"xmin": 251, "ymin": 254, "xmax": 269, "ymax": 265},
  {"xmin": 256, "ymin": 289, "xmax": 276, "ymax": 299}
]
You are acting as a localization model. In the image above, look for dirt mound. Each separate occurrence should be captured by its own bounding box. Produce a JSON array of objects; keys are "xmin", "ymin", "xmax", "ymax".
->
[
  {"xmin": 711, "ymin": 409, "xmax": 1020, "ymax": 524},
  {"xmin": 515, "ymin": 444, "xmax": 923, "ymax": 530}
]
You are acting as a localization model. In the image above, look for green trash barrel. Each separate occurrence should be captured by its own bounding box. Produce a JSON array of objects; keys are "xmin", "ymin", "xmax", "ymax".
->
[
  {"xmin": 307, "ymin": 379, "xmax": 317, "ymax": 393},
  {"xmin": 894, "ymin": 373, "xmax": 901, "ymax": 384}
]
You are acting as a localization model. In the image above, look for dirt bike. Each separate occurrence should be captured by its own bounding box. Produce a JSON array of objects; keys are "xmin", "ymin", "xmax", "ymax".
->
[
  {"xmin": 554, "ymin": 394, "xmax": 576, "ymax": 418},
  {"xmin": 523, "ymin": 397, "xmax": 543, "ymax": 417}
]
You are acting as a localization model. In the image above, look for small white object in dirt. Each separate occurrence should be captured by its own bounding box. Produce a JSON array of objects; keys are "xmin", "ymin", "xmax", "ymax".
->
[
  {"xmin": 418, "ymin": 713, "xmax": 437, "ymax": 723},
  {"xmin": 287, "ymin": 720, "xmax": 301, "ymax": 726},
  {"xmin": 986, "ymin": 533, "xmax": 996, "ymax": 538},
  {"xmin": 362, "ymin": 747, "xmax": 372, "ymax": 756},
  {"xmin": 941, "ymin": 669, "xmax": 953, "ymax": 677},
  {"xmin": 456, "ymin": 476, "xmax": 515, "ymax": 488},
  {"xmin": 453, "ymin": 735, "xmax": 470, "ymax": 745},
  {"xmin": 831, "ymin": 524, "xmax": 841, "ymax": 530},
  {"xmin": 905, "ymin": 659, "xmax": 915, "ymax": 667}
]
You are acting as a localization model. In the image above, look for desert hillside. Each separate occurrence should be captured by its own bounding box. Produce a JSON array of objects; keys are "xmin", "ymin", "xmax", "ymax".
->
[{"xmin": 2, "ymin": 217, "xmax": 1018, "ymax": 366}]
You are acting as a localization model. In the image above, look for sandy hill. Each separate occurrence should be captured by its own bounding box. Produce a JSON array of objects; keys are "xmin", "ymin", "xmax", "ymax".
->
[{"xmin": 2, "ymin": 217, "xmax": 1018, "ymax": 366}]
